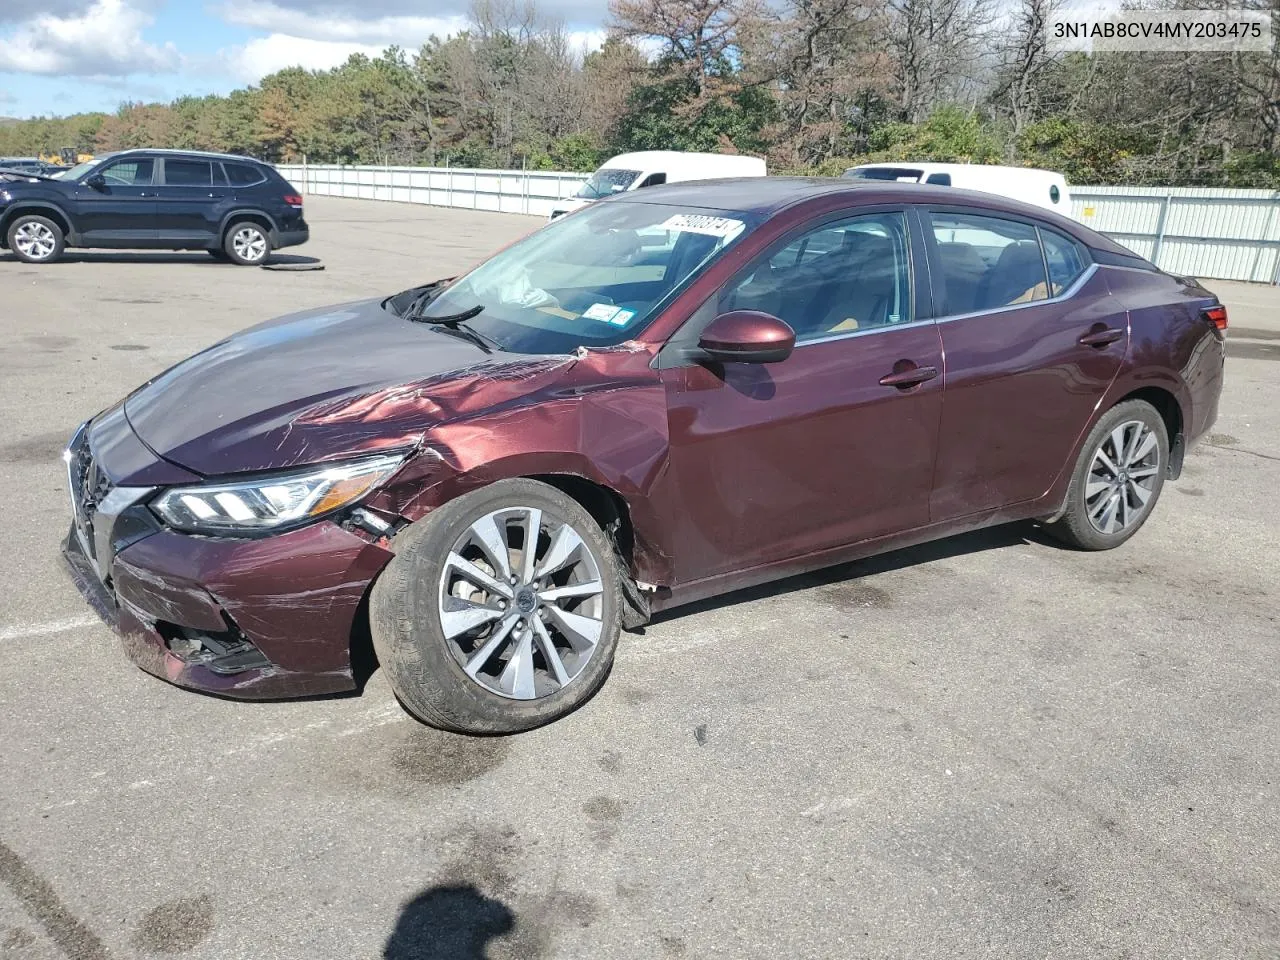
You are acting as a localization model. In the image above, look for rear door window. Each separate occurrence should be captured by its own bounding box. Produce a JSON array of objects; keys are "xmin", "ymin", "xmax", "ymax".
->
[
  {"xmin": 163, "ymin": 159, "xmax": 214, "ymax": 186},
  {"xmin": 928, "ymin": 212, "xmax": 1049, "ymax": 315},
  {"xmin": 223, "ymin": 162, "xmax": 266, "ymax": 187},
  {"xmin": 1039, "ymin": 228, "xmax": 1088, "ymax": 294}
]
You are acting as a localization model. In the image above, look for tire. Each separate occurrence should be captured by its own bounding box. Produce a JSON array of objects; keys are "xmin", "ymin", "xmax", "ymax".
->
[
  {"xmin": 1045, "ymin": 399, "xmax": 1169, "ymax": 550},
  {"xmin": 223, "ymin": 220, "xmax": 271, "ymax": 265},
  {"xmin": 206, "ymin": 248, "xmax": 231, "ymax": 261},
  {"xmin": 370, "ymin": 479, "xmax": 623, "ymax": 734},
  {"xmin": 7, "ymin": 214, "xmax": 65, "ymax": 264}
]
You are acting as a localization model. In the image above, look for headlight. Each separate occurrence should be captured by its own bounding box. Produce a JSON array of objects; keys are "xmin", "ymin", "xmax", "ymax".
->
[{"xmin": 151, "ymin": 452, "xmax": 406, "ymax": 535}]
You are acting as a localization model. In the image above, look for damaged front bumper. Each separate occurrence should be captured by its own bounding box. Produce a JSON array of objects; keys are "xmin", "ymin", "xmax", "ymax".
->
[
  {"xmin": 60, "ymin": 414, "xmax": 396, "ymax": 700},
  {"xmin": 62, "ymin": 520, "xmax": 393, "ymax": 699}
]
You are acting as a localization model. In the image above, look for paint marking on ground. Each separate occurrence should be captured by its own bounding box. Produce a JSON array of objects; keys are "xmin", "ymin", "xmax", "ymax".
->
[{"xmin": 0, "ymin": 615, "xmax": 100, "ymax": 642}]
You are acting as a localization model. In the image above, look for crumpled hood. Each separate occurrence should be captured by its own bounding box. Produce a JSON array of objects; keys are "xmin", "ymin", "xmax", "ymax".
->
[{"xmin": 124, "ymin": 298, "xmax": 577, "ymax": 476}]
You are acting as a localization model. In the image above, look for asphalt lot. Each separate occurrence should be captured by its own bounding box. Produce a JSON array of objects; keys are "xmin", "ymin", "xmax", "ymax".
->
[{"xmin": 1, "ymin": 195, "xmax": 1277, "ymax": 960}]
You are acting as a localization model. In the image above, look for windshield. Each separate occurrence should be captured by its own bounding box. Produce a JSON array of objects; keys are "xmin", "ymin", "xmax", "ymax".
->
[
  {"xmin": 576, "ymin": 168, "xmax": 641, "ymax": 199},
  {"xmin": 395, "ymin": 200, "xmax": 756, "ymax": 354},
  {"xmin": 55, "ymin": 157, "xmax": 108, "ymax": 181},
  {"xmin": 845, "ymin": 167, "xmax": 924, "ymax": 182}
]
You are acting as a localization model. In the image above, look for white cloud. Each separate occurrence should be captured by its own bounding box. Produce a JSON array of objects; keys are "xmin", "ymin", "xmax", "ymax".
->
[
  {"xmin": 0, "ymin": 89, "xmax": 14, "ymax": 104},
  {"xmin": 568, "ymin": 28, "xmax": 608, "ymax": 54},
  {"xmin": 0, "ymin": 1, "xmax": 97, "ymax": 25},
  {"xmin": 215, "ymin": 3, "xmax": 608, "ymax": 83},
  {"xmin": 217, "ymin": 2, "xmax": 467, "ymax": 46},
  {"xmin": 0, "ymin": 0, "xmax": 178, "ymax": 77},
  {"xmin": 221, "ymin": 34, "xmax": 388, "ymax": 83},
  {"xmin": 217, "ymin": 0, "xmax": 609, "ymax": 29}
]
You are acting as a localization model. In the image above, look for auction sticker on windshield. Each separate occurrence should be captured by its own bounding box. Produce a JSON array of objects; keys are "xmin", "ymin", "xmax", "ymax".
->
[
  {"xmin": 583, "ymin": 303, "xmax": 622, "ymax": 322},
  {"xmin": 661, "ymin": 214, "xmax": 746, "ymax": 240}
]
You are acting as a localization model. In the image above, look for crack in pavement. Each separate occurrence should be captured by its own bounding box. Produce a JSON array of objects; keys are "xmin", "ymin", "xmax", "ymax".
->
[{"xmin": 0, "ymin": 839, "xmax": 110, "ymax": 960}]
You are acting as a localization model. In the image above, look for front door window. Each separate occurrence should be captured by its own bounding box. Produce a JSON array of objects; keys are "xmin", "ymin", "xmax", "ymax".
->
[
  {"xmin": 721, "ymin": 212, "xmax": 913, "ymax": 339},
  {"xmin": 99, "ymin": 159, "xmax": 154, "ymax": 187}
]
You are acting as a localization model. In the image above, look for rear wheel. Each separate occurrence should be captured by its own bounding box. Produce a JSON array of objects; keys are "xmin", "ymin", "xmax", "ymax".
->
[
  {"xmin": 223, "ymin": 221, "xmax": 271, "ymax": 265},
  {"xmin": 370, "ymin": 479, "xmax": 623, "ymax": 733},
  {"xmin": 7, "ymin": 215, "xmax": 64, "ymax": 264},
  {"xmin": 1046, "ymin": 399, "xmax": 1168, "ymax": 550}
]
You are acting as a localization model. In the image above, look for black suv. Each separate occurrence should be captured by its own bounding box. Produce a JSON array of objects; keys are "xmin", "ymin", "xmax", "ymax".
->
[{"xmin": 0, "ymin": 149, "xmax": 309, "ymax": 265}]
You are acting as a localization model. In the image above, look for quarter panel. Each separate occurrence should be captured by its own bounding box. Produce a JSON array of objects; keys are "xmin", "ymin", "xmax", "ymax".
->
[{"xmin": 1100, "ymin": 266, "xmax": 1224, "ymax": 445}]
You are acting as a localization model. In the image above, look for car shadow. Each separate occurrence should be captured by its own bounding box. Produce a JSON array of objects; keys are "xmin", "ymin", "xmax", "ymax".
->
[
  {"xmin": 383, "ymin": 884, "xmax": 516, "ymax": 960},
  {"xmin": 646, "ymin": 520, "xmax": 1049, "ymax": 626},
  {"xmin": 0, "ymin": 251, "xmax": 322, "ymax": 266}
]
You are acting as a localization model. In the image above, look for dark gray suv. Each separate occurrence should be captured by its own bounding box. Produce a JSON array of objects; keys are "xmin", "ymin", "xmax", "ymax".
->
[{"xmin": 0, "ymin": 148, "xmax": 309, "ymax": 265}]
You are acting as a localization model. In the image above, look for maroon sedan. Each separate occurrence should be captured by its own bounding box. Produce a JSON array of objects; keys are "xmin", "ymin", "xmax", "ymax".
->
[{"xmin": 62, "ymin": 179, "xmax": 1226, "ymax": 732}]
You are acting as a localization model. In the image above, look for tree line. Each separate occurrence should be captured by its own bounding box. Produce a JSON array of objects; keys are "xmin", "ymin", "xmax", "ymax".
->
[{"xmin": 2, "ymin": 0, "xmax": 1278, "ymax": 186}]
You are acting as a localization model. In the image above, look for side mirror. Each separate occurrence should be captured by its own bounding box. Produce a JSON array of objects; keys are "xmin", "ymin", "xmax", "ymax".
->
[
  {"xmin": 698, "ymin": 310, "xmax": 796, "ymax": 364},
  {"xmin": 85, "ymin": 173, "xmax": 106, "ymax": 189}
]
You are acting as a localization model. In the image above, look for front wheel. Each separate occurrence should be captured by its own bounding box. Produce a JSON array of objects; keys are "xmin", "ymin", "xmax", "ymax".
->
[
  {"xmin": 223, "ymin": 221, "xmax": 271, "ymax": 265},
  {"xmin": 7, "ymin": 215, "xmax": 65, "ymax": 264},
  {"xmin": 370, "ymin": 479, "xmax": 623, "ymax": 733},
  {"xmin": 1046, "ymin": 399, "xmax": 1169, "ymax": 550}
]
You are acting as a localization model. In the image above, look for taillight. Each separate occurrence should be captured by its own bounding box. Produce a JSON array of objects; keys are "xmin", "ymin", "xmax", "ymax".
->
[
  {"xmin": 1203, "ymin": 304, "xmax": 1227, "ymax": 332},
  {"xmin": 283, "ymin": 194, "xmax": 303, "ymax": 207}
]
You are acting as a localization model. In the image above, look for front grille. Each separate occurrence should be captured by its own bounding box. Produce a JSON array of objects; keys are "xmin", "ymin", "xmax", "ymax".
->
[{"xmin": 67, "ymin": 428, "xmax": 112, "ymax": 563}]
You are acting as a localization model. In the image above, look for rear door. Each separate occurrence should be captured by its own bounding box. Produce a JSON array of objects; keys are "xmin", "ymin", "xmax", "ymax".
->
[
  {"xmin": 921, "ymin": 207, "xmax": 1128, "ymax": 519},
  {"xmin": 72, "ymin": 157, "xmax": 158, "ymax": 246},
  {"xmin": 154, "ymin": 157, "xmax": 226, "ymax": 245}
]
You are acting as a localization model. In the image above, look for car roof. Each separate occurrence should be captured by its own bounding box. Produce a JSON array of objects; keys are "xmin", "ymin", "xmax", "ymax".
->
[
  {"xmin": 611, "ymin": 176, "xmax": 861, "ymax": 214},
  {"xmin": 610, "ymin": 176, "xmax": 1132, "ymax": 257},
  {"xmin": 107, "ymin": 148, "xmax": 267, "ymax": 164},
  {"xmin": 851, "ymin": 162, "xmax": 1064, "ymax": 178}
]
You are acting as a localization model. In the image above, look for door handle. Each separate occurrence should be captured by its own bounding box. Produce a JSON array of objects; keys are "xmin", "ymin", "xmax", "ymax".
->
[
  {"xmin": 1078, "ymin": 327, "xmax": 1124, "ymax": 347},
  {"xmin": 879, "ymin": 363, "xmax": 939, "ymax": 389}
]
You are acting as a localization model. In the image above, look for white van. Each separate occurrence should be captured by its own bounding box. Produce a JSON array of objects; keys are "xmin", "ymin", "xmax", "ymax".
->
[
  {"xmin": 843, "ymin": 163, "xmax": 1071, "ymax": 214},
  {"xmin": 551, "ymin": 151, "xmax": 767, "ymax": 219}
]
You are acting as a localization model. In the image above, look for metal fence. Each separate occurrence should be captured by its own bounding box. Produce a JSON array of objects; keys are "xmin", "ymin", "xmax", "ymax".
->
[
  {"xmin": 278, "ymin": 164, "xmax": 1280, "ymax": 283},
  {"xmin": 275, "ymin": 163, "xmax": 588, "ymax": 219},
  {"xmin": 1071, "ymin": 186, "xmax": 1280, "ymax": 283}
]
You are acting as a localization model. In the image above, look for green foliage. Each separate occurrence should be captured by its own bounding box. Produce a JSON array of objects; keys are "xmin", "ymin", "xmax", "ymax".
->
[
  {"xmin": 549, "ymin": 133, "xmax": 606, "ymax": 173},
  {"xmin": 1013, "ymin": 117, "xmax": 1141, "ymax": 185},
  {"xmin": 862, "ymin": 107, "xmax": 1002, "ymax": 164},
  {"xmin": 1221, "ymin": 153, "xmax": 1280, "ymax": 190},
  {"xmin": 614, "ymin": 77, "xmax": 776, "ymax": 157}
]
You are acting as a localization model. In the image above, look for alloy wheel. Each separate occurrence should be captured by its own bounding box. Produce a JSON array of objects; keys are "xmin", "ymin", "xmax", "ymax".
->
[
  {"xmin": 232, "ymin": 226, "xmax": 267, "ymax": 262},
  {"xmin": 1085, "ymin": 419, "xmax": 1162, "ymax": 535},
  {"xmin": 438, "ymin": 506, "xmax": 605, "ymax": 700},
  {"xmin": 14, "ymin": 222, "xmax": 57, "ymax": 261}
]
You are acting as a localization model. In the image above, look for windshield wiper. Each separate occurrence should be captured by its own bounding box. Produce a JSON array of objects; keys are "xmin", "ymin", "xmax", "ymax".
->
[
  {"xmin": 407, "ymin": 304, "xmax": 500, "ymax": 353},
  {"xmin": 409, "ymin": 303, "xmax": 485, "ymax": 324}
]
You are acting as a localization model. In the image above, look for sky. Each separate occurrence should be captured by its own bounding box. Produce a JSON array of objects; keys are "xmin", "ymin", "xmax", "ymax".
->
[{"xmin": 0, "ymin": 0, "xmax": 612, "ymax": 118}]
